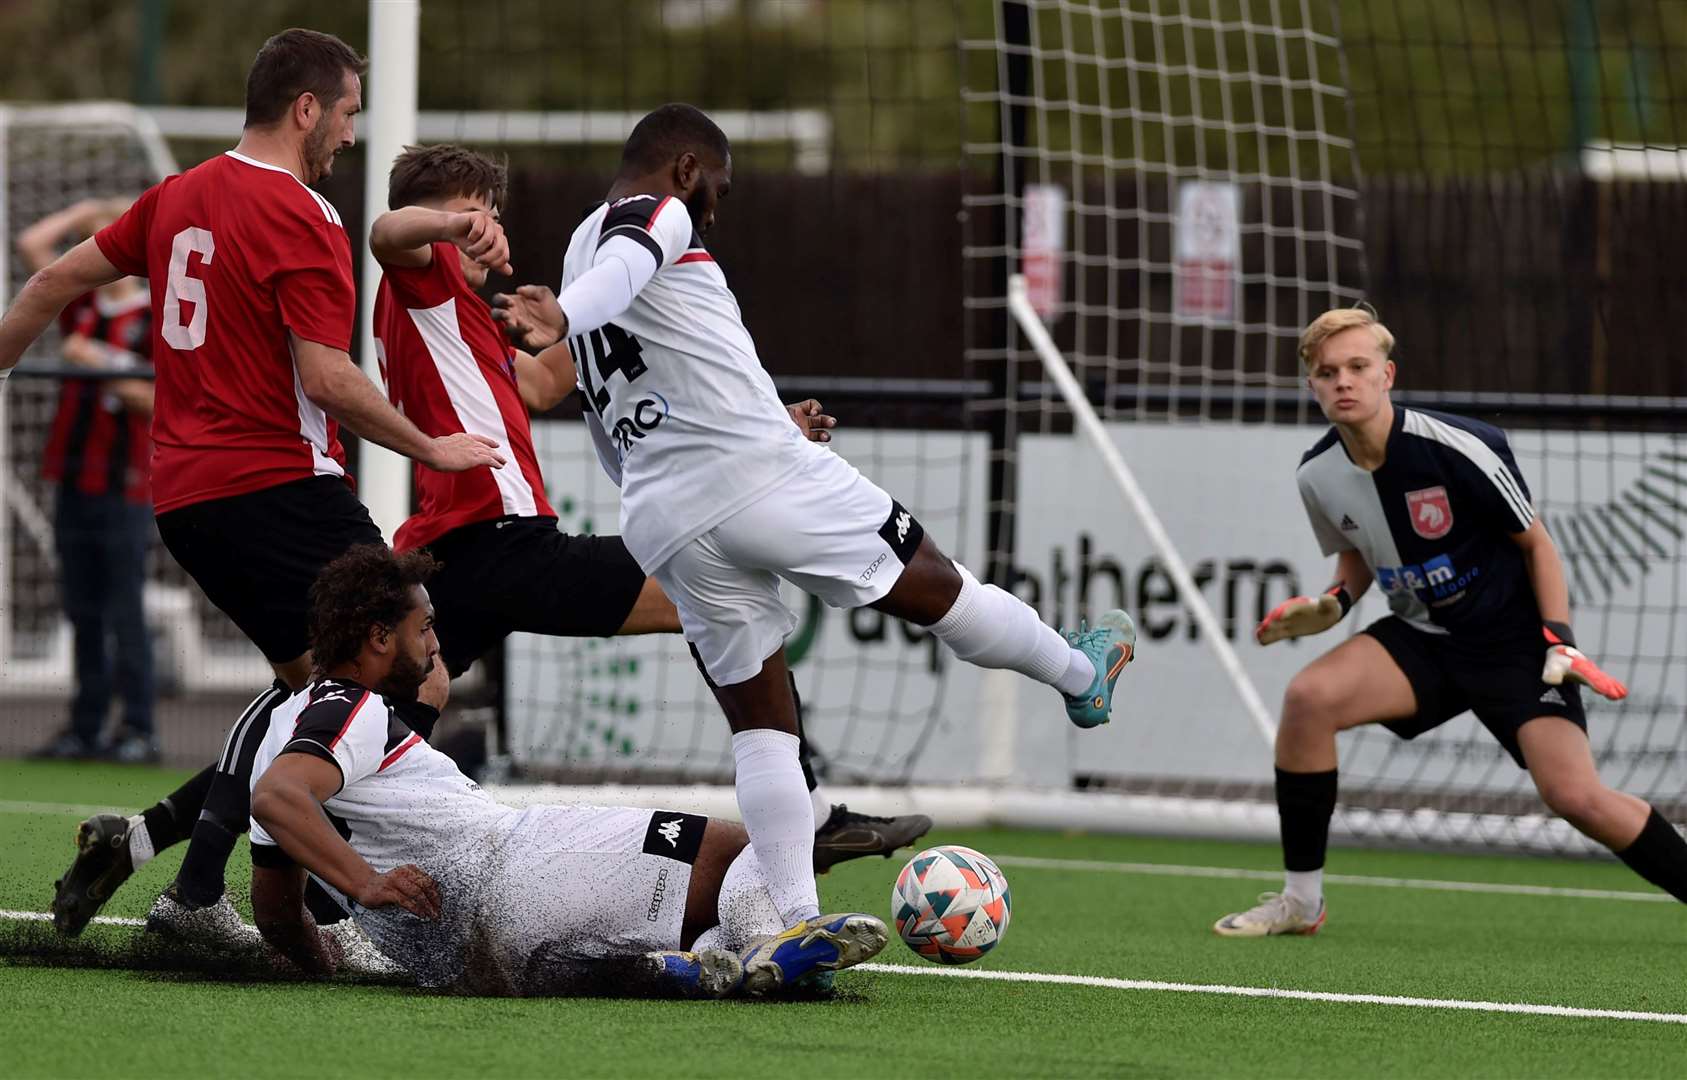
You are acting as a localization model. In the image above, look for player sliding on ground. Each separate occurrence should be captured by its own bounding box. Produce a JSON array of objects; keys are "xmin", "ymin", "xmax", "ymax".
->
[
  {"xmin": 492, "ymin": 103, "xmax": 1138, "ymax": 941},
  {"xmin": 1214, "ymin": 307, "xmax": 1687, "ymax": 937},
  {"xmin": 246, "ymin": 544, "xmax": 886, "ymax": 996}
]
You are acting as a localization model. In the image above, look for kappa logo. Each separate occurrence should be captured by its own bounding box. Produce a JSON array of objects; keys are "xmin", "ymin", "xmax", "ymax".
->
[
  {"xmin": 1406, "ymin": 486, "xmax": 1454, "ymax": 540},
  {"xmin": 1540, "ymin": 687, "xmax": 1566, "ymax": 706},
  {"xmin": 895, "ymin": 511, "xmax": 912, "ymax": 543},
  {"xmin": 1339, "ymin": 514, "xmax": 1359, "ymax": 532},
  {"xmin": 655, "ymin": 818, "xmax": 683, "ymax": 848}
]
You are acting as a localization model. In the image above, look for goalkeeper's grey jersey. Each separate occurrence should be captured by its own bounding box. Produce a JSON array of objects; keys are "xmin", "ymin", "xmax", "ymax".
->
[
  {"xmin": 1296, "ymin": 406, "xmax": 1540, "ymax": 637},
  {"xmin": 560, "ymin": 195, "xmax": 808, "ymax": 572}
]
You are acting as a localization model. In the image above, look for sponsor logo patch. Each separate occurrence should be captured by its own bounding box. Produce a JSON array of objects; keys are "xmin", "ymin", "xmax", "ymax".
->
[
  {"xmin": 641, "ymin": 812, "xmax": 705, "ymax": 865},
  {"xmin": 877, "ymin": 500, "xmax": 925, "ymax": 566}
]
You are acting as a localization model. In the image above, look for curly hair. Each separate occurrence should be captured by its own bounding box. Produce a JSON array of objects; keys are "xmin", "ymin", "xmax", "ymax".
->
[{"xmin": 308, "ymin": 545, "xmax": 438, "ymax": 676}]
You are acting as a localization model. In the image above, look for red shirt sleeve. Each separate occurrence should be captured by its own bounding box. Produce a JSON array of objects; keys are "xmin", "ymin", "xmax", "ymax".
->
[
  {"xmin": 379, "ymin": 242, "xmax": 460, "ymax": 309},
  {"xmin": 93, "ymin": 183, "xmax": 162, "ymax": 277},
  {"xmin": 273, "ymin": 217, "xmax": 357, "ymax": 352}
]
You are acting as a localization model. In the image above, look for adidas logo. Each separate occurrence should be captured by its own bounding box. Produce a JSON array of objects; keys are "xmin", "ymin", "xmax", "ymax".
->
[
  {"xmin": 1340, "ymin": 514, "xmax": 1359, "ymax": 532},
  {"xmin": 895, "ymin": 511, "xmax": 912, "ymax": 543},
  {"xmin": 1540, "ymin": 687, "xmax": 1565, "ymax": 706},
  {"xmin": 656, "ymin": 818, "xmax": 683, "ymax": 848}
]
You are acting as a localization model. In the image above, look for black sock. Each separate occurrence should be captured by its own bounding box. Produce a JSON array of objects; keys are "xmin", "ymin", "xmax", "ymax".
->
[
  {"xmin": 1616, "ymin": 808, "xmax": 1687, "ymax": 904},
  {"xmin": 174, "ymin": 815, "xmax": 240, "ymax": 908},
  {"xmin": 174, "ymin": 682, "xmax": 287, "ymax": 907},
  {"xmin": 789, "ymin": 671, "xmax": 820, "ymax": 794},
  {"xmin": 1276, "ymin": 767, "xmax": 1338, "ymax": 872},
  {"xmin": 140, "ymin": 765, "xmax": 216, "ymax": 853}
]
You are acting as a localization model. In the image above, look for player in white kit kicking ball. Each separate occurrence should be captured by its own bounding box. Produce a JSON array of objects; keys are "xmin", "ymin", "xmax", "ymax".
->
[{"xmin": 493, "ymin": 104, "xmax": 1138, "ymax": 938}]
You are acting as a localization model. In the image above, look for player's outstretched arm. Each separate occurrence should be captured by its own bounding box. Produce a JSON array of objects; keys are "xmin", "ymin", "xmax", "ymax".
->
[
  {"xmin": 0, "ymin": 238, "xmax": 124, "ymax": 382},
  {"xmin": 1256, "ymin": 549, "xmax": 1372, "ymax": 645},
  {"xmin": 513, "ymin": 342, "xmax": 578, "ymax": 413},
  {"xmin": 250, "ymin": 861, "xmax": 341, "ymax": 976},
  {"xmin": 251, "ymin": 754, "xmax": 444, "ymax": 922},
  {"xmin": 492, "ymin": 284, "xmax": 565, "ymax": 349},
  {"xmin": 369, "ymin": 207, "xmax": 511, "ymax": 276},
  {"xmin": 292, "ymin": 333, "xmax": 507, "ymax": 473},
  {"xmin": 1514, "ymin": 519, "xmax": 1628, "ymax": 700}
]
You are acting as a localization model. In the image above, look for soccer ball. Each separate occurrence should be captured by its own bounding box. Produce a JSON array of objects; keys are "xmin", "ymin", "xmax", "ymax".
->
[{"xmin": 891, "ymin": 844, "xmax": 1011, "ymax": 964}]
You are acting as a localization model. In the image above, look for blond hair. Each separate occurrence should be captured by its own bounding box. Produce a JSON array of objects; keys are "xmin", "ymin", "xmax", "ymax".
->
[{"xmin": 1298, "ymin": 306, "xmax": 1395, "ymax": 371}]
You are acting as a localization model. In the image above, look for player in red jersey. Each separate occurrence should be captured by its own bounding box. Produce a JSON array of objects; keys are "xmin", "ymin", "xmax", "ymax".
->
[
  {"xmin": 367, "ymin": 143, "xmax": 931, "ymax": 877},
  {"xmin": 0, "ymin": 29, "xmax": 504, "ymax": 948}
]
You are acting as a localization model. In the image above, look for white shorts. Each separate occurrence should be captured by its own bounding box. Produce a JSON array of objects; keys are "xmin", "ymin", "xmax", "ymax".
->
[
  {"xmin": 652, "ymin": 446, "xmax": 927, "ymax": 686},
  {"xmin": 354, "ymin": 804, "xmax": 709, "ymax": 994}
]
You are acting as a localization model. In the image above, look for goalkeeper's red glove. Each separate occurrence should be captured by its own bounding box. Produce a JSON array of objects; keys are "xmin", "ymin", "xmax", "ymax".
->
[
  {"xmin": 1541, "ymin": 621, "xmax": 1627, "ymax": 701},
  {"xmin": 1256, "ymin": 586, "xmax": 1352, "ymax": 646}
]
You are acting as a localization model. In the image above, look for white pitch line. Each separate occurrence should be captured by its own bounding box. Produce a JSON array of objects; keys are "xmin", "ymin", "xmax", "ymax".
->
[
  {"xmin": 0, "ymin": 799, "xmax": 123, "ymax": 816},
  {"xmin": 855, "ymin": 963, "xmax": 1687, "ymax": 1025},
  {"xmin": 3, "ymin": 909, "xmax": 1680, "ymax": 1024},
  {"xmin": 990, "ymin": 855, "xmax": 1673, "ymax": 903},
  {"xmin": 1, "ymin": 910, "xmax": 146, "ymax": 927}
]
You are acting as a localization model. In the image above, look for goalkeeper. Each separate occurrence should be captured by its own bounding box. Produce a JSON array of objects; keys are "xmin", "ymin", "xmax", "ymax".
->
[{"xmin": 1214, "ymin": 307, "xmax": 1687, "ymax": 937}]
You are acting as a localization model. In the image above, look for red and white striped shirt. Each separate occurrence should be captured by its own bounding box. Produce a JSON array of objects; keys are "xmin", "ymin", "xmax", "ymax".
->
[
  {"xmin": 94, "ymin": 152, "xmax": 355, "ymax": 513},
  {"xmin": 374, "ymin": 242, "xmax": 554, "ymax": 552}
]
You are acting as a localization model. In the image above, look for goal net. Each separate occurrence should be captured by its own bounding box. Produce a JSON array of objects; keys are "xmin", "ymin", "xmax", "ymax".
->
[
  {"xmin": 963, "ymin": 0, "xmax": 1687, "ymax": 852},
  {"xmin": 0, "ymin": 104, "xmax": 277, "ymax": 736}
]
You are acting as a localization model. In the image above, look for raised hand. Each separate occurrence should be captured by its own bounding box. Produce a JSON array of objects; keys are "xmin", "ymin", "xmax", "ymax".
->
[
  {"xmin": 426, "ymin": 431, "xmax": 506, "ymax": 473},
  {"xmin": 491, "ymin": 284, "xmax": 566, "ymax": 349},
  {"xmin": 1541, "ymin": 625, "xmax": 1628, "ymax": 701},
  {"xmin": 786, "ymin": 399, "xmax": 837, "ymax": 443},
  {"xmin": 354, "ymin": 864, "xmax": 442, "ymax": 921},
  {"xmin": 1255, "ymin": 589, "xmax": 1348, "ymax": 645},
  {"xmin": 452, "ymin": 210, "xmax": 512, "ymax": 276}
]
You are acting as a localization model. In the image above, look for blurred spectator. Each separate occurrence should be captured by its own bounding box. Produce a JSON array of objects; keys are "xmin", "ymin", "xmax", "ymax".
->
[{"xmin": 18, "ymin": 198, "xmax": 159, "ymax": 763}]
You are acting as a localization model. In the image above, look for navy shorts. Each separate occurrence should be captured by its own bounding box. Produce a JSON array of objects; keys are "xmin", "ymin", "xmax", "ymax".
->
[
  {"xmin": 421, "ymin": 516, "xmax": 648, "ymax": 676},
  {"xmin": 156, "ymin": 476, "xmax": 382, "ymax": 664},
  {"xmin": 1363, "ymin": 615, "xmax": 1586, "ymax": 769}
]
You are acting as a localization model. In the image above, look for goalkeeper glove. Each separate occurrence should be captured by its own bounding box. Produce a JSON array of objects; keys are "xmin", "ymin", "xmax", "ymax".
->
[
  {"xmin": 1256, "ymin": 586, "xmax": 1352, "ymax": 645},
  {"xmin": 1541, "ymin": 621, "xmax": 1627, "ymax": 701}
]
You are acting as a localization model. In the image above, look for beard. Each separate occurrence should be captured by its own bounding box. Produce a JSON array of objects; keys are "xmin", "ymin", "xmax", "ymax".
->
[
  {"xmin": 684, "ymin": 185, "xmax": 712, "ymax": 234},
  {"xmin": 304, "ymin": 117, "xmax": 337, "ymax": 181},
  {"xmin": 376, "ymin": 648, "xmax": 433, "ymax": 702}
]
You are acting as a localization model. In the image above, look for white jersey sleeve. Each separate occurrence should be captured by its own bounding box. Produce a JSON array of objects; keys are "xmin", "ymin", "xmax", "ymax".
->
[
  {"xmin": 1298, "ymin": 466, "xmax": 1353, "ymax": 556},
  {"xmin": 557, "ymin": 195, "xmax": 693, "ymax": 337},
  {"xmin": 276, "ymin": 685, "xmax": 389, "ymax": 793}
]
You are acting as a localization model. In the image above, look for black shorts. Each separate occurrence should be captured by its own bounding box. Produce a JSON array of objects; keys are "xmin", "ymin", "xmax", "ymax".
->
[
  {"xmin": 421, "ymin": 517, "xmax": 648, "ymax": 676},
  {"xmin": 156, "ymin": 476, "xmax": 383, "ymax": 664},
  {"xmin": 1362, "ymin": 615, "xmax": 1586, "ymax": 768}
]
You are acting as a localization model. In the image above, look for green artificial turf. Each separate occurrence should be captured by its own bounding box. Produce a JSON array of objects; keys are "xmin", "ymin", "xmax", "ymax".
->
[{"xmin": 2, "ymin": 759, "xmax": 1683, "ymax": 1078}]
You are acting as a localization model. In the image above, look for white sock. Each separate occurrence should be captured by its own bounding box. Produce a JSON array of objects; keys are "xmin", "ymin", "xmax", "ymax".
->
[
  {"xmin": 712, "ymin": 843, "xmax": 785, "ymax": 951},
  {"xmin": 691, "ymin": 925, "xmax": 728, "ymax": 953},
  {"xmin": 810, "ymin": 785, "xmax": 832, "ymax": 832},
  {"xmin": 731, "ymin": 729, "xmax": 819, "ymax": 927},
  {"xmin": 1056, "ymin": 648, "xmax": 1098, "ymax": 697},
  {"xmin": 930, "ymin": 562, "xmax": 1093, "ymax": 693},
  {"xmin": 126, "ymin": 814, "xmax": 155, "ymax": 868},
  {"xmin": 1284, "ymin": 869, "xmax": 1323, "ymax": 908}
]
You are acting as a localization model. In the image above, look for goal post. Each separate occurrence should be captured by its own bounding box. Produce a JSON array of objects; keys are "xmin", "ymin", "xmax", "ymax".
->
[
  {"xmin": 1006, "ymin": 272, "xmax": 1277, "ymax": 747},
  {"xmin": 356, "ymin": 0, "xmax": 419, "ymax": 543}
]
